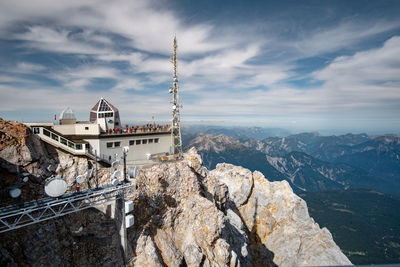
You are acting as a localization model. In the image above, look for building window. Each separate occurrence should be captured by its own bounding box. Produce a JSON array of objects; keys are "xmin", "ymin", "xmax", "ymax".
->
[
  {"xmin": 60, "ymin": 138, "xmax": 67, "ymax": 145},
  {"xmin": 114, "ymin": 142, "xmax": 121, "ymax": 147},
  {"xmin": 85, "ymin": 127, "xmax": 89, "ymax": 130},
  {"xmin": 148, "ymin": 139, "xmax": 153, "ymax": 144},
  {"xmin": 76, "ymin": 144, "xmax": 82, "ymax": 150},
  {"xmin": 129, "ymin": 140, "xmax": 135, "ymax": 146},
  {"xmin": 98, "ymin": 113, "xmax": 105, "ymax": 118},
  {"xmin": 155, "ymin": 138, "xmax": 159, "ymax": 143},
  {"xmin": 51, "ymin": 133, "xmax": 59, "ymax": 141},
  {"xmin": 43, "ymin": 129, "xmax": 50, "ymax": 137},
  {"xmin": 107, "ymin": 142, "xmax": 113, "ymax": 148},
  {"xmin": 142, "ymin": 139, "xmax": 147, "ymax": 144},
  {"xmin": 33, "ymin": 127, "xmax": 40, "ymax": 134},
  {"xmin": 136, "ymin": 140, "xmax": 141, "ymax": 145},
  {"xmin": 68, "ymin": 141, "xmax": 75, "ymax": 149}
]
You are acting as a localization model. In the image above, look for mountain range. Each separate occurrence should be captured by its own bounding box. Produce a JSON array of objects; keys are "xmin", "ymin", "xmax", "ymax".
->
[{"xmin": 184, "ymin": 131, "xmax": 400, "ymax": 195}]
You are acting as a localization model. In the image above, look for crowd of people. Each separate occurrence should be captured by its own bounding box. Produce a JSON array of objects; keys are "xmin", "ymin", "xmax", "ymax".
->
[{"xmin": 105, "ymin": 124, "xmax": 170, "ymax": 134}]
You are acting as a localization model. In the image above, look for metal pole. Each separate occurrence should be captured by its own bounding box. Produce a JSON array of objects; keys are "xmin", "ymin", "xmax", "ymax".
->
[
  {"xmin": 95, "ymin": 150, "xmax": 99, "ymax": 188},
  {"xmin": 123, "ymin": 150, "xmax": 127, "ymax": 183},
  {"xmin": 119, "ymin": 191, "xmax": 128, "ymax": 262}
]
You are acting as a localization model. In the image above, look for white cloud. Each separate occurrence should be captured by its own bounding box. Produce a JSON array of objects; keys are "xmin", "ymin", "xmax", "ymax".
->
[
  {"xmin": 16, "ymin": 62, "xmax": 47, "ymax": 72},
  {"xmin": 0, "ymin": 0, "xmax": 400, "ymax": 129},
  {"xmin": 291, "ymin": 20, "xmax": 400, "ymax": 57},
  {"xmin": 13, "ymin": 26, "xmax": 108, "ymax": 55},
  {"xmin": 313, "ymin": 36, "xmax": 400, "ymax": 106}
]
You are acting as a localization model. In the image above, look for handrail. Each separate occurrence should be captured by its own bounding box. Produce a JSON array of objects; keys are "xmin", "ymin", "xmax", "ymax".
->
[{"xmin": 0, "ymin": 182, "xmax": 133, "ymax": 233}]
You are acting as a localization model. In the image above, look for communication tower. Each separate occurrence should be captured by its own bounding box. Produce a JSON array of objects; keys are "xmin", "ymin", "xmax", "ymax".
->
[{"xmin": 170, "ymin": 37, "xmax": 183, "ymax": 156}]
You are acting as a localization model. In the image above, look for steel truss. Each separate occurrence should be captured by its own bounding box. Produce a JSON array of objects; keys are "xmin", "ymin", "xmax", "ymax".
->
[{"xmin": 0, "ymin": 183, "xmax": 132, "ymax": 233}]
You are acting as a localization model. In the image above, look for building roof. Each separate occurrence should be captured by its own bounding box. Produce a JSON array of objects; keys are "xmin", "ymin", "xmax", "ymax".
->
[
  {"xmin": 60, "ymin": 107, "xmax": 76, "ymax": 120},
  {"xmin": 90, "ymin": 98, "xmax": 119, "ymax": 113}
]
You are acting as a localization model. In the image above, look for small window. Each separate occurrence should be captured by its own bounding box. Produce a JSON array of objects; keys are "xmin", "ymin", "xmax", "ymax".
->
[
  {"xmin": 51, "ymin": 133, "xmax": 59, "ymax": 141},
  {"xmin": 136, "ymin": 140, "xmax": 141, "ymax": 145},
  {"xmin": 33, "ymin": 127, "xmax": 40, "ymax": 134},
  {"xmin": 115, "ymin": 122, "xmax": 119, "ymax": 126},
  {"xmin": 114, "ymin": 142, "xmax": 121, "ymax": 147},
  {"xmin": 85, "ymin": 127, "xmax": 89, "ymax": 130},
  {"xmin": 68, "ymin": 141, "xmax": 75, "ymax": 149},
  {"xmin": 142, "ymin": 139, "xmax": 147, "ymax": 144},
  {"xmin": 60, "ymin": 138, "xmax": 67, "ymax": 145},
  {"xmin": 148, "ymin": 139, "xmax": 153, "ymax": 144},
  {"xmin": 43, "ymin": 129, "xmax": 50, "ymax": 137},
  {"xmin": 154, "ymin": 138, "xmax": 159, "ymax": 143},
  {"xmin": 129, "ymin": 140, "xmax": 135, "ymax": 146},
  {"xmin": 76, "ymin": 144, "xmax": 82, "ymax": 150},
  {"xmin": 98, "ymin": 113, "xmax": 105, "ymax": 118},
  {"xmin": 107, "ymin": 142, "xmax": 113, "ymax": 148}
]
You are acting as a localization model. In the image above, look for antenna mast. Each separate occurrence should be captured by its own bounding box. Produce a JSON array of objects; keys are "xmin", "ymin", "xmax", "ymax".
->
[{"xmin": 170, "ymin": 36, "xmax": 183, "ymax": 157}]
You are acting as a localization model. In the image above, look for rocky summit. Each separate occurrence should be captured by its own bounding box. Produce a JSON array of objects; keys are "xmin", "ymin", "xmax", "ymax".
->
[{"xmin": 0, "ymin": 119, "xmax": 351, "ymax": 266}]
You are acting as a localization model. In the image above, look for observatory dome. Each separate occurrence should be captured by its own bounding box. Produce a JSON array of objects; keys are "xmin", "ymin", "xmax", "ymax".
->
[
  {"xmin": 59, "ymin": 107, "xmax": 77, "ymax": 125},
  {"xmin": 60, "ymin": 107, "xmax": 76, "ymax": 120}
]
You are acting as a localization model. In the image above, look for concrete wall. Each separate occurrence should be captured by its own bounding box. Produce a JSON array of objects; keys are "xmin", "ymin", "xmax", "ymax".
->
[
  {"xmin": 96, "ymin": 133, "xmax": 171, "ymax": 165},
  {"xmin": 54, "ymin": 123, "xmax": 100, "ymax": 136}
]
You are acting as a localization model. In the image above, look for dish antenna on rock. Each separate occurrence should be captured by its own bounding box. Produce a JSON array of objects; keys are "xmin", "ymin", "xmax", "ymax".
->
[
  {"xmin": 9, "ymin": 187, "xmax": 21, "ymax": 198},
  {"xmin": 113, "ymin": 170, "xmax": 121, "ymax": 179},
  {"xmin": 111, "ymin": 179, "xmax": 119, "ymax": 186},
  {"xmin": 76, "ymin": 175, "xmax": 85, "ymax": 184},
  {"xmin": 111, "ymin": 160, "xmax": 120, "ymax": 169},
  {"xmin": 129, "ymin": 166, "xmax": 138, "ymax": 179},
  {"xmin": 45, "ymin": 177, "xmax": 67, "ymax": 197}
]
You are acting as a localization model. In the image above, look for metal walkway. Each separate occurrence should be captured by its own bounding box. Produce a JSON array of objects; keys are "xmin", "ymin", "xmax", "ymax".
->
[{"xmin": 0, "ymin": 182, "xmax": 133, "ymax": 233}]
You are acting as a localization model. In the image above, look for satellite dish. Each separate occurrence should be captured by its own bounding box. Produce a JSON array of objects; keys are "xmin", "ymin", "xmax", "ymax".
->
[
  {"xmin": 23, "ymin": 176, "xmax": 29, "ymax": 183},
  {"xmin": 22, "ymin": 172, "xmax": 30, "ymax": 177},
  {"xmin": 111, "ymin": 160, "xmax": 120, "ymax": 169},
  {"xmin": 76, "ymin": 175, "xmax": 85, "ymax": 184},
  {"xmin": 111, "ymin": 178, "xmax": 119, "ymax": 186},
  {"xmin": 172, "ymin": 105, "xmax": 176, "ymax": 110},
  {"xmin": 123, "ymin": 146, "xmax": 129, "ymax": 153},
  {"xmin": 87, "ymin": 168, "xmax": 94, "ymax": 179},
  {"xmin": 44, "ymin": 177, "xmax": 67, "ymax": 197},
  {"xmin": 113, "ymin": 170, "xmax": 121, "ymax": 179},
  {"xmin": 9, "ymin": 187, "xmax": 21, "ymax": 198},
  {"xmin": 129, "ymin": 166, "xmax": 138, "ymax": 178}
]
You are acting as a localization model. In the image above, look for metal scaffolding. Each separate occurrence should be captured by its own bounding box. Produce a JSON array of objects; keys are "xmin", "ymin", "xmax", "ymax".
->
[
  {"xmin": 0, "ymin": 183, "xmax": 133, "ymax": 233},
  {"xmin": 170, "ymin": 36, "xmax": 183, "ymax": 156}
]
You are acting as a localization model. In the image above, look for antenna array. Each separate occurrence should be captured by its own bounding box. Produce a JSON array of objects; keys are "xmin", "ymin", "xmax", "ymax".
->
[{"xmin": 170, "ymin": 37, "xmax": 183, "ymax": 156}]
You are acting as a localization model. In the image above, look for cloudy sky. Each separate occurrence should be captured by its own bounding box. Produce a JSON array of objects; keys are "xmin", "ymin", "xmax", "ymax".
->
[{"xmin": 0, "ymin": 0, "xmax": 399, "ymax": 134}]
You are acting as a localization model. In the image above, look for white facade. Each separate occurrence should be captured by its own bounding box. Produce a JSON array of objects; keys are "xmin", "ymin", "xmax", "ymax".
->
[
  {"xmin": 54, "ymin": 123, "xmax": 100, "ymax": 136},
  {"xmin": 87, "ymin": 132, "xmax": 171, "ymax": 165}
]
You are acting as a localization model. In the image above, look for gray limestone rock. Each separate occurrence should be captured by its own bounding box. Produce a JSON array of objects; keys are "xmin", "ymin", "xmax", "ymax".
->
[{"xmin": 0, "ymin": 121, "xmax": 351, "ymax": 267}]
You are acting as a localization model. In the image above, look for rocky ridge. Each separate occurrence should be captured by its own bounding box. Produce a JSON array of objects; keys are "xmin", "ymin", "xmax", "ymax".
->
[{"xmin": 0, "ymin": 119, "xmax": 351, "ymax": 266}]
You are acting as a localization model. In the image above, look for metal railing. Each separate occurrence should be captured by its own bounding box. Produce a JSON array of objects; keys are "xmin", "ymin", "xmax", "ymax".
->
[{"xmin": 0, "ymin": 182, "xmax": 133, "ymax": 233}]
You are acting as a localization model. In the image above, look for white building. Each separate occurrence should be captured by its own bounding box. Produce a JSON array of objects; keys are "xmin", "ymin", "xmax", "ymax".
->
[{"xmin": 26, "ymin": 98, "xmax": 172, "ymax": 166}]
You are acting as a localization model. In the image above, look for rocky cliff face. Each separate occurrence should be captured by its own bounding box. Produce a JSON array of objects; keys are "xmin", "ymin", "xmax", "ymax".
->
[{"xmin": 0, "ymin": 119, "xmax": 351, "ymax": 266}]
